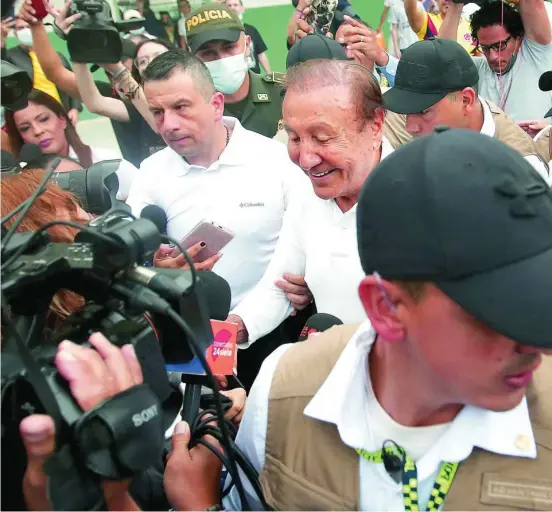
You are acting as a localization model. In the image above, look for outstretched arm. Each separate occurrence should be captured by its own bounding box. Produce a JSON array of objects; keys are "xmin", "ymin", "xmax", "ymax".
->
[
  {"xmin": 520, "ymin": 0, "xmax": 551, "ymax": 45},
  {"xmin": 404, "ymin": 0, "xmax": 427, "ymax": 35},
  {"xmin": 73, "ymin": 63, "xmax": 130, "ymax": 121}
]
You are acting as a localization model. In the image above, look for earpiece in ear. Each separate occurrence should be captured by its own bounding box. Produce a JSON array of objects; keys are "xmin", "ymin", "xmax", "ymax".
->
[{"xmin": 373, "ymin": 271, "xmax": 397, "ymax": 313}]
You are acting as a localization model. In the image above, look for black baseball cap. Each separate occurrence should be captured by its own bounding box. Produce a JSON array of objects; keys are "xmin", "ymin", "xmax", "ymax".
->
[
  {"xmin": 185, "ymin": 3, "xmax": 244, "ymax": 54},
  {"xmin": 383, "ymin": 38, "xmax": 479, "ymax": 115},
  {"xmin": 286, "ymin": 34, "xmax": 348, "ymax": 69},
  {"xmin": 357, "ymin": 127, "xmax": 552, "ymax": 349}
]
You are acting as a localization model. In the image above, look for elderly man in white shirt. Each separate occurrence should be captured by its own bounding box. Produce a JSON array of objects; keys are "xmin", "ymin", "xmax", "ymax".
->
[{"xmin": 228, "ymin": 60, "xmax": 394, "ymax": 345}]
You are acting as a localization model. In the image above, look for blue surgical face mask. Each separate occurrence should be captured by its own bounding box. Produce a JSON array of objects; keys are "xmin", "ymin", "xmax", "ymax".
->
[
  {"xmin": 204, "ymin": 52, "xmax": 248, "ymax": 94},
  {"xmin": 130, "ymin": 27, "xmax": 146, "ymax": 35}
]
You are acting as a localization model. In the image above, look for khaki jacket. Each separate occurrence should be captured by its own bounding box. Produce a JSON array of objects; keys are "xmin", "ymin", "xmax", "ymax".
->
[{"xmin": 259, "ymin": 325, "xmax": 552, "ymax": 511}]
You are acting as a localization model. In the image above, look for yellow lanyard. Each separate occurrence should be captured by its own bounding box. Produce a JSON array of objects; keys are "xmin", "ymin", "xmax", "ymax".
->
[{"xmin": 356, "ymin": 442, "xmax": 459, "ymax": 511}]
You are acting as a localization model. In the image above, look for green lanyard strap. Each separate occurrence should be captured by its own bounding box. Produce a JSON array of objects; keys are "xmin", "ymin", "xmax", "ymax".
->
[{"xmin": 356, "ymin": 441, "xmax": 459, "ymax": 511}]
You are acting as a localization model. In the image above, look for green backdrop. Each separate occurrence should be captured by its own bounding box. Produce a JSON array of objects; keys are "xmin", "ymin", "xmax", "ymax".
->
[{"xmin": 5, "ymin": 0, "xmax": 387, "ymax": 120}]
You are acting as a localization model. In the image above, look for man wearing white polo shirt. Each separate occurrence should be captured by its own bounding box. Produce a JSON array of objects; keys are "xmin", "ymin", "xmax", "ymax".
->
[
  {"xmin": 126, "ymin": 50, "xmax": 310, "ymax": 386},
  {"xmin": 228, "ymin": 60, "xmax": 392, "ymax": 345}
]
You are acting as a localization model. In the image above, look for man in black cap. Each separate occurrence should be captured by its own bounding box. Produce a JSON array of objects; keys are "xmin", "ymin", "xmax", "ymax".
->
[
  {"xmin": 163, "ymin": 129, "xmax": 552, "ymax": 511},
  {"xmin": 184, "ymin": 2, "xmax": 284, "ymax": 138},
  {"xmin": 384, "ymin": 38, "xmax": 550, "ymax": 182},
  {"xmin": 285, "ymin": 32, "xmax": 348, "ymax": 68}
]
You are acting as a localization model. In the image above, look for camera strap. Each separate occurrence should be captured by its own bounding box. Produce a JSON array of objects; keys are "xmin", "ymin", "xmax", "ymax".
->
[{"xmin": 74, "ymin": 384, "xmax": 165, "ymax": 479}]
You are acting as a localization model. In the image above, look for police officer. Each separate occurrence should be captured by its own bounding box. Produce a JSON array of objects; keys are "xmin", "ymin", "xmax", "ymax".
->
[{"xmin": 185, "ymin": 3, "xmax": 284, "ymax": 138}]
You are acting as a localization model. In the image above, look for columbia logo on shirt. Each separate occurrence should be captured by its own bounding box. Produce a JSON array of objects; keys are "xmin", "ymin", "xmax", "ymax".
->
[{"xmin": 240, "ymin": 202, "xmax": 264, "ymax": 208}]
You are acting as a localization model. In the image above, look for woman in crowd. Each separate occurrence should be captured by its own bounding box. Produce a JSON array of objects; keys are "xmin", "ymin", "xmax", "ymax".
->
[
  {"xmin": 17, "ymin": 0, "xmax": 170, "ymax": 165},
  {"xmin": 72, "ymin": 38, "xmax": 173, "ymax": 163},
  {"xmin": 4, "ymin": 89, "xmax": 119, "ymax": 167}
]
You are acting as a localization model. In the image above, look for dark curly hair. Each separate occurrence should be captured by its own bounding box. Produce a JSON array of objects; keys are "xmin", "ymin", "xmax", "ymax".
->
[{"xmin": 470, "ymin": 0, "xmax": 525, "ymax": 41}]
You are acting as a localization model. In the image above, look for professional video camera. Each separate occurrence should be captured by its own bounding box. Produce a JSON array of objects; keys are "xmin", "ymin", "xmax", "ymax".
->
[
  {"xmin": 53, "ymin": 159, "xmax": 123, "ymax": 214},
  {"xmin": 0, "ymin": 185, "xmax": 216, "ymax": 509},
  {"xmin": 9, "ymin": 144, "xmax": 123, "ymax": 214},
  {"xmin": 65, "ymin": 0, "xmax": 145, "ymax": 63},
  {"xmin": 451, "ymin": 0, "xmax": 484, "ymax": 5},
  {"xmin": 1, "ymin": 61, "xmax": 33, "ymax": 110}
]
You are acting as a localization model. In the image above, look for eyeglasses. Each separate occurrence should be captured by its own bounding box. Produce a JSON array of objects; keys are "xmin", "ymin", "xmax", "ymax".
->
[
  {"xmin": 477, "ymin": 35, "xmax": 513, "ymax": 54},
  {"xmin": 135, "ymin": 51, "xmax": 165, "ymax": 70}
]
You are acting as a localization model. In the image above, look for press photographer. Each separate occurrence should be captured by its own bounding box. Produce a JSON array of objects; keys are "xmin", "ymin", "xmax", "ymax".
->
[
  {"xmin": 1, "ymin": 164, "xmax": 263, "ymax": 511},
  {"xmin": 1, "ymin": 170, "xmax": 167, "ymax": 510}
]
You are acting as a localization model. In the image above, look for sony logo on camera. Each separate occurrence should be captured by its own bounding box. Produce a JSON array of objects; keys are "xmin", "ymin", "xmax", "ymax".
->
[{"xmin": 132, "ymin": 404, "xmax": 159, "ymax": 427}]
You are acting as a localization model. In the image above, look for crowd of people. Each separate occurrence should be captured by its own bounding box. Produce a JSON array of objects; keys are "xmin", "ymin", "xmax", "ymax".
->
[{"xmin": 1, "ymin": 0, "xmax": 552, "ymax": 509}]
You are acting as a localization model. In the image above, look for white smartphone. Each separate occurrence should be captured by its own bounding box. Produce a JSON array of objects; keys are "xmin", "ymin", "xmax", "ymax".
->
[{"xmin": 172, "ymin": 220, "xmax": 234, "ymax": 262}]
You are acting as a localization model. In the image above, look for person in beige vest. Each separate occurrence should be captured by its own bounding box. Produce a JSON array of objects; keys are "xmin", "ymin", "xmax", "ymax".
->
[
  {"xmin": 383, "ymin": 38, "xmax": 551, "ymax": 184},
  {"xmin": 208, "ymin": 129, "xmax": 552, "ymax": 511}
]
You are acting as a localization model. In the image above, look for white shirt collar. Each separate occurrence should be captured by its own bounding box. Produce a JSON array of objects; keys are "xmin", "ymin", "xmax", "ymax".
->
[
  {"xmin": 480, "ymin": 97, "xmax": 496, "ymax": 138},
  {"xmin": 381, "ymin": 136, "xmax": 394, "ymax": 161},
  {"xmin": 304, "ymin": 322, "xmax": 536, "ymax": 478}
]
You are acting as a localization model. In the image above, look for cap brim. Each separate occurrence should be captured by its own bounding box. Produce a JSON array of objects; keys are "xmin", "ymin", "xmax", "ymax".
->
[
  {"xmin": 383, "ymin": 86, "xmax": 448, "ymax": 115},
  {"xmin": 188, "ymin": 28, "xmax": 241, "ymax": 53},
  {"xmin": 436, "ymin": 246, "xmax": 552, "ymax": 349}
]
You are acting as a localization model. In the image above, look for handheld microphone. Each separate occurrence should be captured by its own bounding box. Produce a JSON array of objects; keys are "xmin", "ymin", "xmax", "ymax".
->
[
  {"xmin": 19, "ymin": 143, "xmax": 44, "ymax": 167},
  {"xmin": 1, "ymin": 150, "xmax": 20, "ymax": 175},
  {"xmin": 539, "ymin": 71, "xmax": 552, "ymax": 92},
  {"xmin": 298, "ymin": 313, "xmax": 343, "ymax": 341},
  {"xmin": 140, "ymin": 205, "xmax": 167, "ymax": 235},
  {"xmin": 381, "ymin": 440, "xmax": 404, "ymax": 483}
]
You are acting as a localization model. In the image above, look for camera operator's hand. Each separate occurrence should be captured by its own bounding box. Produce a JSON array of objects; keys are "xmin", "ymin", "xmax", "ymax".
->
[
  {"xmin": 221, "ymin": 388, "xmax": 247, "ymax": 426},
  {"xmin": 154, "ymin": 242, "xmax": 221, "ymax": 272},
  {"xmin": 1, "ymin": 17, "xmax": 15, "ymax": 47},
  {"xmin": 20, "ymin": 333, "xmax": 143, "ymax": 511},
  {"xmin": 52, "ymin": 0, "xmax": 81, "ymax": 35},
  {"xmin": 165, "ymin": 421, "xmax": 222, "ymax": 511}
]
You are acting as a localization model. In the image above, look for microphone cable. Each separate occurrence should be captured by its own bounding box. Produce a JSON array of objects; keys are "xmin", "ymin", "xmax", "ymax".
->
[
  {"xmin": 1, "ymin": 210, "xmax": 262, "ymax": 509},
  {"xmin": 189, "ymin": 405, "xmax": 271, "ymax": 510}
]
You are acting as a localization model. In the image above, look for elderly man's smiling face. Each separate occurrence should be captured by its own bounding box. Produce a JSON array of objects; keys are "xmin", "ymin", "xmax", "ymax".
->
[{"xmin": 283, "ymin": 84, "xmax": 384, "ymax": 211}]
